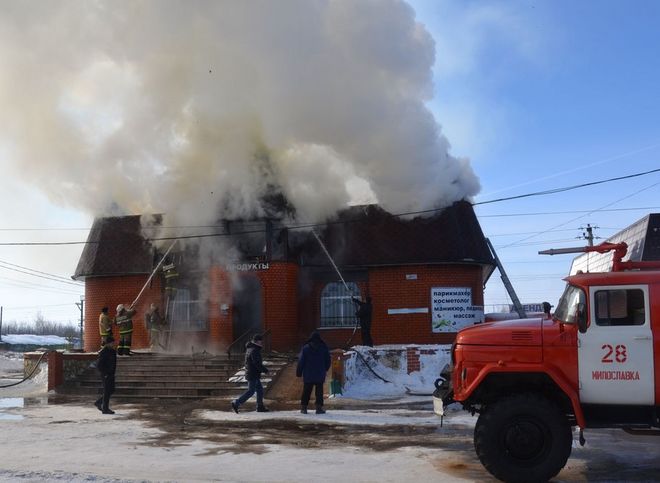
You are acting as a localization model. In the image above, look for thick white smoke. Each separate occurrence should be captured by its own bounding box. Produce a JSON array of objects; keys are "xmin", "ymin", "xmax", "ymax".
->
[{"xmin": 0, "ymin": 0, "xmax": 480, "ymax": 227}]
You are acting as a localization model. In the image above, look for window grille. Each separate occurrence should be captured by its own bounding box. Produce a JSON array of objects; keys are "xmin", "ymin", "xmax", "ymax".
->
[
  {"xmin": 168, "ymin": 288, "xmax": 207, "ymax": 331},
  {"xmin": 320, "ymin": 282, "xmax": 360, "ymax": 328}
]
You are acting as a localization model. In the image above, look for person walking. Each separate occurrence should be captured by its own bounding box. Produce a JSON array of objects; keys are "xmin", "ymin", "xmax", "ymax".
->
[
  {"xmin": 296, "ymin": 331, "xmax": 331, "ymax": 414},
  {"xmin": 98, "ymin": 306, "xmax": 113, "ymax": 346},
  {"xmin": 352, "ymin": 295, "xmax": 374, "ymax": 347},
  {"xmin": 231, "ymin": 334, "xmax": 270, "ymax": 413},
  {"xmin": 115, "ymin": 304, "xmax": 137, "ymax": 356},
  {"xmin": 94, "ymin": 335, "xmax": 117, "ymax": 415}
]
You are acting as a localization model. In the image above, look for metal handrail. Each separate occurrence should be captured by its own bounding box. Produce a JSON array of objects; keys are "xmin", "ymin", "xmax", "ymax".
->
[{"xmin": 226, "ymin": 328, "xmax": 272, "ymax": 358}]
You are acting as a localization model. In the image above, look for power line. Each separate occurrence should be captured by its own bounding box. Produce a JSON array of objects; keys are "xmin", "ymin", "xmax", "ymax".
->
[
  {"xmin": 474, "ymin": 167, "xmax": 660, "ymax": 206},
  {"xmin": 0, "ymin": 259, "xmax": 81, "ymax": 284},
  {"xmin": 479, "ymin": 142, "xmax": 660, "ymax": 198},
  {"xmin": 478, "ymin": 207, "xmax": 660, "ymax": 217},
  {"xmin": 0, "ymin": 169, "xmax": 657, "ymax": 247},
  {"xmin": 0, "ymin": 277, "xmax": 83, "ymax": 296},
  {"xmin": 498, "ymin": 180, "xmax": 660, "ymax": 250},
  {"xmin": 0, "ymin": 263, "xmax": 82, "ymax": 286}
]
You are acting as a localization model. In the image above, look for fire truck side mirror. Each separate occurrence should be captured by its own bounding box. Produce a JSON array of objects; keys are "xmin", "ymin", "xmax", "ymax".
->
[{"xmin": 577, "ymin": 302, "xmax": 587, "ymax": 333}]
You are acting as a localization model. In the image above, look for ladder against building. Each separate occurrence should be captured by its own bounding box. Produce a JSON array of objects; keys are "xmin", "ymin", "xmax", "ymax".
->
[{"xmin": 486, "ymin": 238, "xmax": 527, "ymax": 319}]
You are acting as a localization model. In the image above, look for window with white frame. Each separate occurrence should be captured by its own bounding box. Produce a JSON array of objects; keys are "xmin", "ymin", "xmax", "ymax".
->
[
  {"xmin": 320, "ymin": 282, "xmax": 360, "ymax": 328},
  {"xmin": 168, "ymin": 288, "xmax": 207, "ymax": 331}
]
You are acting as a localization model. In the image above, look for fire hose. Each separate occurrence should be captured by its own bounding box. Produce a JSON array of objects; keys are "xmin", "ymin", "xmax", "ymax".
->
[
  {"xmin": 354, "ymin": 349, "xmax": 390, "ymax": 383},
  {"xmin": 309, "ymin": 230, "xmax": 389, "ymax": 382},
  {"xmin": 311, "ymin": 230, "xmax": 363, "ymax": 346},
  {"xmin": 130, "ymin": 240, "xmax": 178, "ymax": 309},
  {"xmin": 0, "ymin": 349, "xmax": 55, "ymax": 388}
]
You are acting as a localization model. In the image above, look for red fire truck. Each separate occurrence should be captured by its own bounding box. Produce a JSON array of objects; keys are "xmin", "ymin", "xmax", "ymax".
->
[{"xmin": 434, "ymin": 242, "xmax": 660, "ymax": 482}]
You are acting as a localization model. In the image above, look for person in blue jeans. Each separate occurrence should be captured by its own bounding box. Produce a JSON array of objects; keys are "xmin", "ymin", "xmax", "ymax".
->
[{"xmin": 231, "ymin": 334, "xmax": 270, "ymax": 413}]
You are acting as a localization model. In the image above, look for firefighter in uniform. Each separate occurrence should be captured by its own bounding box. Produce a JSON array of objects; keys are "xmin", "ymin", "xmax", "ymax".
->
[
  {"xmin": 115, "ymin": 304, "xmax": 137, "ymax": 356},
  {"xmin": 146, "ymin": 303, "xmax": 167, "ymax": 351},
  {"xmin": 98, "ymin": 306, "xmax": 113, "ymax": 347}
]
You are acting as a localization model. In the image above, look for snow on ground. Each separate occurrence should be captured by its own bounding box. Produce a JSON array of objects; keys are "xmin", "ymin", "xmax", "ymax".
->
[
  {"xmin": 0, "ymin": 350, "xmax": 24, "ymax": 374},
  {"xmin": 2, "ymin": 349, "xmax": 660, "ymax": 482},
  {"xmin": 1, "ymin": 334, "xmax": 70, "ymax": 346},
  {"xmin": 0, "ymin": 396, "xmax": 467, "ymax": 483},
  {"xmin": 0, "ymin": 351, "xmax": 50, "ymax": 398},
  {"xmin": 341, "ymin": 344, "xmax": 451, "ymax": 398}
]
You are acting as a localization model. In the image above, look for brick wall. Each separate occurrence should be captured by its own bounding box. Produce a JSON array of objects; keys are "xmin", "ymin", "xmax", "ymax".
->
[
  {"xmin": 369, "ymin": 264, "xmax": 483, "ymax": 345},
  {"xmin": 208, "ymin": 267, "xmax": 233, "ymax": 352},
  {"xmin": 257, "ymin": 262, "xmax": 299, "ymax": 351},
  {"xmin": 83, "ymin": 263, "xmax": 484, "ymax": 353},
  {"xmin": 206, "ymin": 262, "xmax": 299, "ymax": 352},
  {"xmin": 83, "ymin": 275, "xmax": 163, "ymax": 352},
  {"xmin": 300, "ymin": 264, "xmax": 484, "ymax": 348}
]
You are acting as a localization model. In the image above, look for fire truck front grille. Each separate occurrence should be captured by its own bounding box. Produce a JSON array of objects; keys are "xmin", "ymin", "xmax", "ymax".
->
[{"xmin": 511, "ymin": 331, "xmax": 533, "ymax": 341}]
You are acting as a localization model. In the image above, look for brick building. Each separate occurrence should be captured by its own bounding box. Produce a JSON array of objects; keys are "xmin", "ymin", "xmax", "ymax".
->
[{"xmin": 74, "ymin": 201, "xmax": 495, "ymax": 352}]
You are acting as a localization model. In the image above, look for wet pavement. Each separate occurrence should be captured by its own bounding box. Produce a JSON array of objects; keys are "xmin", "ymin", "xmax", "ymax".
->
[{"xmin": 1, "ymin": 391, "xmax": 660, "ymax": 481}]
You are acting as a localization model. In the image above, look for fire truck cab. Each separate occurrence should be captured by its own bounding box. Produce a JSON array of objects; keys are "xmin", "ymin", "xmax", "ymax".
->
[{"xmin": 434, "ymin": 242, "xmax": 660, "ymax": 483}]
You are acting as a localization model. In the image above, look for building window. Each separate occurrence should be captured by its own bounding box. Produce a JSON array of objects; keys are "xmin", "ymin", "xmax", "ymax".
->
[
  {"xmin": 594, "ymin": 288, "xmax": 646, "ymax": 326},
  {"xmin": 168, "ymin": 288, "xmax": 207, "ymax": 331},
  {"xmin": 320, "ymin": 282, "xmax": 360, "ymax": 328}
]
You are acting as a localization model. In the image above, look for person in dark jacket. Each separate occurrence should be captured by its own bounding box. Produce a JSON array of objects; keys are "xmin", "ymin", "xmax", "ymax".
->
[
  {"xmin": 94, "ymin": 335, "xmax": 117, "ymax": 415},
  {"xmin": 296, "ymin": 331, "xmax": 331, "ymax": 414},
  {"xmin": 352, "ymin": 296, "xmax": 374, "ymax": 347},
  {"xmin": 231, "ymin": 334, "xmax": 270, "ymax": 413}
]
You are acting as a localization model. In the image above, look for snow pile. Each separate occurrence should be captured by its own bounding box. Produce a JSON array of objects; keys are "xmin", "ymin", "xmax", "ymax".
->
[
  {"xmin": 0, "ymin": 370, "xmax": 49, "ymax": 397},
  {"xmin": 0, "ymin": 351, "xmax": 23, "ymax": 375},
  {"xmin": 341, "ymin": 344, "xmax": 451, "ymax": 399},
  {"xmin": 1, "ymin": 334, "xmax": 70, "ymax": 346},
  {"xmin": 0, "ymin": 351, "xmax": 49, "ymax": 397}
]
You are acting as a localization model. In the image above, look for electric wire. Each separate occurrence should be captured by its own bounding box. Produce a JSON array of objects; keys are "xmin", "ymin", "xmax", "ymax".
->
[
  {"xmin": 0, "ymin": 259, "xmax": 82, "ymax": 284},
  {"xmin": 0, "ymin": 169, "xmax": 657, "ymax": 246}
]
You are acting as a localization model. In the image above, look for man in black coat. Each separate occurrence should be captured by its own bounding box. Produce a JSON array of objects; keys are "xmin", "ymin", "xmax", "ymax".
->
[
  {"xmin": 296, "ymin": 331, "xmax": 331, "ymax": 414},
  {"xmin": 94, "ymin": 335, "xmax": 117, "ymax": 414},
  {"xmin": 231, "ymin": 334, "xmax": 270, "ymax": 413},
  {"xmin": 353, "ymin": 296, "xmax": 374, "ymax": 347}
]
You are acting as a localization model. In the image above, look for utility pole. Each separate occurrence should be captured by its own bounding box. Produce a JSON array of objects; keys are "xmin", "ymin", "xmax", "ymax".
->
[
  {"xmin": 0, "ymin": 306, "xmax": 3, "ymax": 342},
  {"xmin": 580, "ymin": 224, "xmax": 597, "ymax": 246},
  {"xmin": 75, "ymin": 297, "xmax": 84, "ymax": 350}
]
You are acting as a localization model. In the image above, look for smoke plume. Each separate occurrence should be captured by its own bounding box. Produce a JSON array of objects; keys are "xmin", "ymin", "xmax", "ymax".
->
[{"xmin": 0, "ymin": 0, "xmax": 480, "ymax": 228}]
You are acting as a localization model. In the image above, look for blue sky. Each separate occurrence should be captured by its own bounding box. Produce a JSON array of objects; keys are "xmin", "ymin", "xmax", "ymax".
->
[
  {"xmin": 412, "ymin": 0, "xmax": 660, "ymax": 310},
  {"xmin": 0, "ymin": 0, "xmax": 659, "ymax": 324}
]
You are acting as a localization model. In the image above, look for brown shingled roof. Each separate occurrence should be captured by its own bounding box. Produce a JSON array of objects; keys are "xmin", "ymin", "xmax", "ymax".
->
[
  {"xmin": 74, "ymin": 201, "xmax": 494, "ymax": 280},
  {"xmin": 73, "ymin": 215, "xmax": 156, "ymax": 280},
  {"xmin": 291, "ymin": 201, "xmax": 494, "ymax": 269}
]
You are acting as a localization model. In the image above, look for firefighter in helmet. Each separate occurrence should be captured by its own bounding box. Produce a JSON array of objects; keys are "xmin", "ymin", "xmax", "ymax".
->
[
  {"xmin": 98, "ymin": 306, "xmax": 113, "ymax": 347},
  {"xmin": 115, "ymin": 304, "xmax": 137, "ymax": 356}
]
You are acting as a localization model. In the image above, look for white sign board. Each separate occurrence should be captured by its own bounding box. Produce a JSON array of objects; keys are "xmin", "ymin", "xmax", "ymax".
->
[{"xmin": 431, "ymin": 287, "xmax": 484, "ymax": 332}]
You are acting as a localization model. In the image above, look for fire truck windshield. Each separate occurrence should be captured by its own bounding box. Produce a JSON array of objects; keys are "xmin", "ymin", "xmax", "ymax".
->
[{"xmin": 553, "ymin": 284, "xmax": 586, "ymax": 325}]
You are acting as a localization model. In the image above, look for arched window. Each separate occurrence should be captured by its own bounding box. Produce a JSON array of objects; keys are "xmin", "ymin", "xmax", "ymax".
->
[{"xmin": 320, "ymin": 282, "xmax": 360, "ymax": 328}]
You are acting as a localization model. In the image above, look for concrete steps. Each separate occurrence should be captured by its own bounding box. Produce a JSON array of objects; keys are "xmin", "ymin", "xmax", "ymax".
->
[{"xmin": 55, "ymin": 351, "xmax": 290, "ymax": 401}]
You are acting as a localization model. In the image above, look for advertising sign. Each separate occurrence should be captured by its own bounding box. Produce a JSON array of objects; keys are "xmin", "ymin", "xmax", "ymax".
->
[{"xmin": 431, "ymin": 287, "xmax": 484, "ymax": 332}]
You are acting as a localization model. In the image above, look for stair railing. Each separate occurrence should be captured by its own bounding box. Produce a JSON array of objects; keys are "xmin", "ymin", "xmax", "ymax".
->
[{"xmin": 227, "ymin": 328, "xmax": 272, "ymax": 358}]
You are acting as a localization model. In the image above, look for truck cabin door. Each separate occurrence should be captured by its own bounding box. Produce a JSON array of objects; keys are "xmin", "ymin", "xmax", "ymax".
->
[{"xmin": 578, "ymin": 285, "xmax": 655, "ymax": 405}]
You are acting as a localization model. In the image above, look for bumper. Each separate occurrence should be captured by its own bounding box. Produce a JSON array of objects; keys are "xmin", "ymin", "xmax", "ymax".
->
[{"xmin": 432, "ymin": 363, "xmax": 454, "ymax": 417}]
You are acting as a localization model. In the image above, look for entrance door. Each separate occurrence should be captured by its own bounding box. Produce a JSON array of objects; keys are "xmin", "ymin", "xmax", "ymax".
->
[
  {"xmin": 578, "ymin": 285, "xmax": 655, "ymax": 404},
  {"xmin": 232, "ymin": 274, "xmax": 263, "ymax": 339}
]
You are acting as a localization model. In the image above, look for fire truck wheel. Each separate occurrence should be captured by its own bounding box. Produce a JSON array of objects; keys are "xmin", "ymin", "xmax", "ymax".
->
[{"xmin": 474, "ymin": 393, "xmax": 572, "ymax": 483}]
